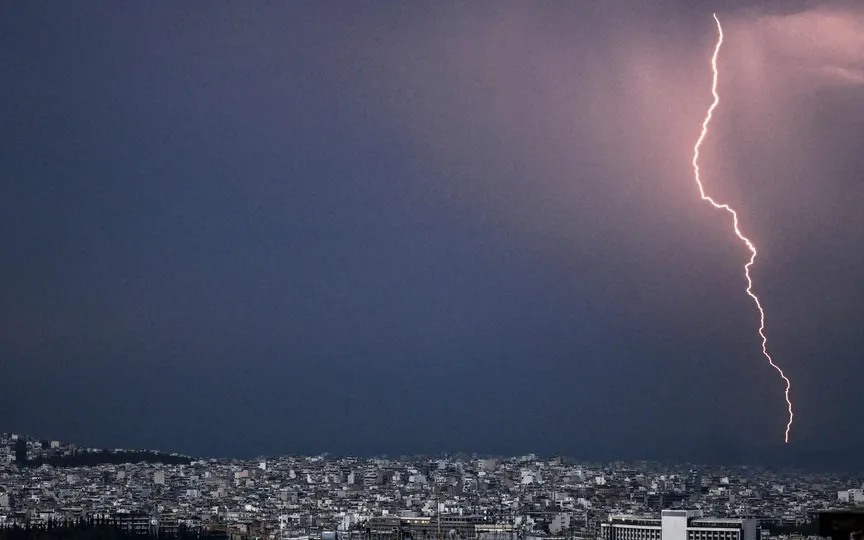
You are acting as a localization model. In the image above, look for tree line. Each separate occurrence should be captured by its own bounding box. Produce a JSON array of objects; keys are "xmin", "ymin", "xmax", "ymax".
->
[
  {"xmin": 18, "ymin": 450, "xmax": 192, "ymax": 469},
  {"xmin": 0, "ymin": 519, "xmax": 228, "ymax": 540}
]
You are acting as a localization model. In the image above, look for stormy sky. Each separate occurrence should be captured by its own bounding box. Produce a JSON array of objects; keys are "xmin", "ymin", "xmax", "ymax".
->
[{"xmin": 2, "ymin": 1, "xmax": 863, "ymax": 466}]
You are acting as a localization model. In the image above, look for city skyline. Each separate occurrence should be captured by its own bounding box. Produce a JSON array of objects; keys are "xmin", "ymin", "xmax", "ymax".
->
[
  {"xmin": 2, "ymin": 431, "xmax": 861, "ymax": 473},
  {"xmin": 2, "ymin": 431, "xmax": 862, "ymax": 540}
]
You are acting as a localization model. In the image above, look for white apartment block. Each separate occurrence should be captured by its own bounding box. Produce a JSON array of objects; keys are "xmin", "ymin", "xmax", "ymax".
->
[
  {"xmin": 838, "ymin": 489, "xmax": 864, "ymax": 504},
  {"xmin": 601, "ymin": 510, "xmax": 758, "ymax": 540}
]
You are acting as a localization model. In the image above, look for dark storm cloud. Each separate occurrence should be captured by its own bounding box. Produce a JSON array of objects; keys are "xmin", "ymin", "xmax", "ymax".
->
[
  {"xmin": 1, "ymin": 2, "xmax": 862, "ymax": 466},
  {"xmin": 378, "ymin": 1, "xmax": 864, "ymax": 458}
]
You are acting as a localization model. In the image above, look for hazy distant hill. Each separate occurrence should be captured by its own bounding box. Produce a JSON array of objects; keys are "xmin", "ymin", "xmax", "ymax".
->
[
  {"xmin": 5, "ymin": 434, "xmax": 194, "ymax": 468},
  {"xmin": 21, "ymin": 449, "xmax": 193, "ymax": 468}
]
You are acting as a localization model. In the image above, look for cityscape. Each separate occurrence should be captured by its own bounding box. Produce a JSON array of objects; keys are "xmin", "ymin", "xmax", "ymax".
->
[
  {"xmin": 2, "ymin": 433, "xmax": 863, "ymax": 540},
  {"xmin": 5, "ymin": 3, "xmax": 864, "ymax": 540}
]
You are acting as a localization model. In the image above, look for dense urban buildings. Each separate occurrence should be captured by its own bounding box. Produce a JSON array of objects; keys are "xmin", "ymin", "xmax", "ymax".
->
[{"xmin": 1, "ymin": 433, "xmax": 862, "ymax": 540}]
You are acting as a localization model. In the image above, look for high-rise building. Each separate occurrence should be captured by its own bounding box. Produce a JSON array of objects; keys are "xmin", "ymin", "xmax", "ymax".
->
[
  {"xmin": 685, "ymin": 470, "xmax": 703, "ymax": 495},
  {"xmin": 13, "ymin": 439, "xmax": 27, "ymax": 464},
  {"xmin": 600, "ymin": 510, "xmax": 757, "ymax": 540}
]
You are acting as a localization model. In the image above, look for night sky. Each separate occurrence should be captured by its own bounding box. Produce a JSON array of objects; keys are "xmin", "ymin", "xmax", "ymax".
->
[{"xmin": 2, "ymin": 1, "xmax": 863, "ymax": 467}]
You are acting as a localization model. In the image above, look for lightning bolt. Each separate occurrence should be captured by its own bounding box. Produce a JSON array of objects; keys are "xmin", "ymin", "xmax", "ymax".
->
[{"xmin": 692, "ymin": 14, "xmax": 794, "ymax": 443}]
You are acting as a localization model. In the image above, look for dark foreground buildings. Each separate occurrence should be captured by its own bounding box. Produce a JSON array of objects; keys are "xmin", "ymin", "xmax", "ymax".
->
[{"xmin": 817, "ymin": 510, "xmax": 864, "ymax": 540}]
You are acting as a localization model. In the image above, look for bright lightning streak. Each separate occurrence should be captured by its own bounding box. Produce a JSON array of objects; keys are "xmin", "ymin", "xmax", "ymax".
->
[{"xmin": 692, "ymin": 14, "xmax": 794, "ymax": 443}]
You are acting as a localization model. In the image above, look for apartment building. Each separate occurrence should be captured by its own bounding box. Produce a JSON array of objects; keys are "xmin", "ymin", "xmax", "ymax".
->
[{"xmin": 601, "ymin": 510, "xmax": 757, "ymax": 540}]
